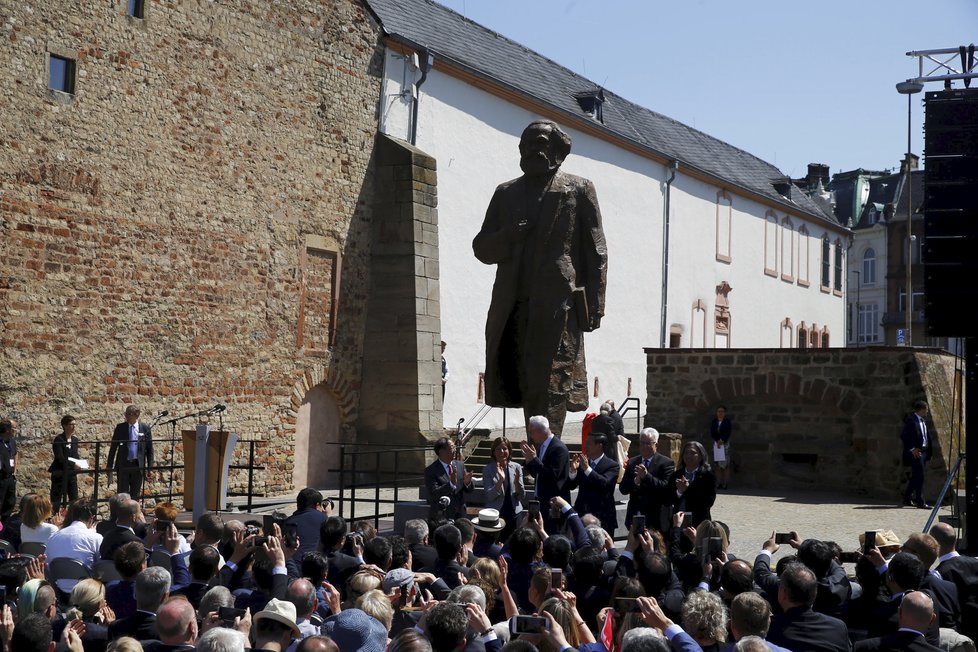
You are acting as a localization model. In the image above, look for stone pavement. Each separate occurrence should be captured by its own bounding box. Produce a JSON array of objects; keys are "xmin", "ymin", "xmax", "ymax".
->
[{"xmin": 708, "ymin": 486, "xmax": 949, "ymax": 563}]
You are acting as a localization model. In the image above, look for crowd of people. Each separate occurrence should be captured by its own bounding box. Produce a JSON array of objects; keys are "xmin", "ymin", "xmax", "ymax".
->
[{"xmin": 0, "ymin": 407, "xmax": 970, "ymax": 652}]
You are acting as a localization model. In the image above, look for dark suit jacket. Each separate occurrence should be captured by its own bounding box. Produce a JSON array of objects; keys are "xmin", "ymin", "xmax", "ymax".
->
[
  {"xmin": 711, "ymin": 417, "xmax": 732, "ymax": 444},
  {"xmin": 667, "ymin": 466, "xmax": 717, "ymax": 526},
  {"xmin": 409, "ymin": 543, "xmax": 438, "ymax": 572},
  {"xmin": 0, "ymin": 437, "xmax": 17, "ymax": 476},
  {"xmin": 284, "ymin": 507, "xmax": 327, "ymax": 559},
  {"xmin": 49, "ymin": 434, "xmax": 80, "ymax": 475},
  {"xmin": 619, "ymin": 453, "xmax": 675, "ymax": 532},
  {"xmin": 753, "ymin": 554, "xmax": 851, "ymax": 619},
  {"xmin": 171, "ymin": 581, "xmax": 209, "ymax": 610},
  {"xmin": 935, "ymin": 554, "xmax": 978, "ymax": 604},
  {"xmin": 921, "ymin": 572, "xmax": 960, "ymax": 629},
  {"xmin": 900, "ymin": 413, "xmax": 934, "ymax": 465},
  {"xmin": 99, "ymin": 524, "xmax": 142, "ymax": 560},
  {"xmin": 767, "ymin": 606, "xmax": 850, "ymax": 652},
  {"xmin": 422, "ymin": 558, "xmax": 469, "ymax": 590},
  {"xmin": 524, "ymin": 436, "xmax": 570, "ymax": 505},
  {"xmin": 326, "ymin": 550, "xmax": 361, "ymax": 598},
  {"xmin": 108, "ymin": 609, "xmax": 158, "ymax": 642},
  {"xmin": 854, "ymin": 629, "xmax": 943, "ymax": 652},
  {"xmin": 106, "ymin": 580, "xmax": 136, "ymax": 620},
  {"xmin": 107, "ymin": 421, "xmax": 154, "ymax": 470},
  {"xmin": 425, "ymin": 459, "xmax": 472, "ymax": 520},
  {"xmin": 566, "ymin": 455, "xmax": 619, "ymax": 530}
]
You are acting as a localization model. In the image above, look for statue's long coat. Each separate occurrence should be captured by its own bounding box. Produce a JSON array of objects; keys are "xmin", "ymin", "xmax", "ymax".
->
[{"xmin": 473, "ymin": 170, "xmax": 608, "ymax": 411}]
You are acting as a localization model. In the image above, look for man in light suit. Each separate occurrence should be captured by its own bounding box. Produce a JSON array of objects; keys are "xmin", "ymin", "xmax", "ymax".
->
[
  {"xmin": 424, "ymin": 437, "xmax": 473, "ymax": 521},
  {"xmin": 520, "ymin": 415, "xmax": 569, "ymax": 533},
  {"xmin": 619, "ymin": 427, "xmax": 675, "ymax": 533},
  {"xmin": 566, "ymin": 434, "xmax": 619, "ymax": 532},
  {"xmin": 107, "ymin": 405, "xmax": 154, "ymax": 497},
  {"xmin": 901, "ymin": 400, "xmax": 933, "ymax": 509}
]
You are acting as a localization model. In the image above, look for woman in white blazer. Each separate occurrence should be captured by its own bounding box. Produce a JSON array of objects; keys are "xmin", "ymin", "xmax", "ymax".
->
[{"xmin": 482, "ymin": 436, "xmax": 524, "ymax": 541}]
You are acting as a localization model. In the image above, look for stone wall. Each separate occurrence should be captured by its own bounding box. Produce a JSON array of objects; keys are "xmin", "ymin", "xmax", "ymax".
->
[
  {"xmin": 645, "ymin": 347, "xmax": 962, "ymax": 499},
  {"xmin": 0, "ymin": 0, "xmax": 384, "ymax": 500},
  {"xmin": 358, "ymin": 135, "xmax": 441, "ymax": 447}
]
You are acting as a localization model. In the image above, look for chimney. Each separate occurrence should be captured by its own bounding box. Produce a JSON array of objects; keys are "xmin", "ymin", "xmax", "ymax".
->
[
  {"xmin": 807, "ymin": 163, "xmax": 830, "ymax": 189},
  {"xmin": 772, "ymin": 178, "xmax": 793, "ymax": 198},
  {"xmin": 900, "ymin": 153, "xmax": 919, "ymax": 173}
]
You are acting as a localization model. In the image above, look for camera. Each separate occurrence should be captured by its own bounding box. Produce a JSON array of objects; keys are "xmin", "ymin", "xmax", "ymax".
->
[
  {"xmin": 775, "ymin": 532, "xmax": 792, "ymax": 545},
  {"xmin": 510, "ymin": 615, "xmax": 549, "ymax": 634}
]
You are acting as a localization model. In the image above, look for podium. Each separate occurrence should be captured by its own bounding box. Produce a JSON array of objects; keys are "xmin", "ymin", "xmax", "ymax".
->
[{"xmin": 182, "ymin": 425, "xmax": 237, "ymax": 520}]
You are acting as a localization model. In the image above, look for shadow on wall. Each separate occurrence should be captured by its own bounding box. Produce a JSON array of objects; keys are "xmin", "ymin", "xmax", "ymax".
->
[{"xmin": 293, "ymin": 383, "xmax": 344, "ymax": 489}]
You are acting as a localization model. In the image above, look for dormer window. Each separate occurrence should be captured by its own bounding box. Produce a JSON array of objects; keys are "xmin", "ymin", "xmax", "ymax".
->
[
  {"xmin": 575, "ymin": 89, "xmax": 605, "ymax": 123},
  {"xmin": 867, "ymin": 206, "xmax": 877, "ymax": 225}
]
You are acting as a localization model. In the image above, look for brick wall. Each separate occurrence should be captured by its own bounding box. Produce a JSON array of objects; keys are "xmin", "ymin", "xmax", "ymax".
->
[
  {"xmin": 0, "ymin": 0, "xmax": 384, "ymax": 501},
  {"xmin": 645, "ymin": 347, "xmax": 960, "ymax": 498}
]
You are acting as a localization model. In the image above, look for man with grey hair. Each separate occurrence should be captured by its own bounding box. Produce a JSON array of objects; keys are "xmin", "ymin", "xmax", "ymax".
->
[
  {"xmin": 620, "ymin": 427, "xmax": 675, "ymax": 532},
  {"xmin": 404, "ymin": 519, "xmax": 437, "ymax": 572},
  {"xmin": 150, "ymin": 597, "xmax": 198, "ymax": 650},
  {"xmin": 99, "ymin": 498, "xmax": 143, "ymax": 559},
  {"xmin": 286, "ymin": 578, "xmax": 320, "ymax": 639},
  {"xmin": 98, "ymin": 492, "xmax": 133, "ymax": 536},
  {"xmin": 199, "ymin": 586, "xmax": 235, "ymax": 619},
  {"xmin": 197, "ymin": 627, "xmax": 249, "ymax": 652},
  {"xmin": 520, "ymin": 415, "xmax": 569, "ymax": 532},
  {"xmin": 108, "ymin": 404, "xmax": 155, "ymax": 496},
  {"xmin": 622, "ymin": 627, "xmax": 669, "ymax": 652},
  {"xmin": 109, "ymin": 565, "xmax": 171, "ymax": 640}
]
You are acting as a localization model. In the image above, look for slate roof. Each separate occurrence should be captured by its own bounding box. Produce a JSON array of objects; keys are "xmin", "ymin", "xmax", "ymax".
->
[{"xmin": 365, "ymin": 0, "xmax": 842, "ymax": 228}]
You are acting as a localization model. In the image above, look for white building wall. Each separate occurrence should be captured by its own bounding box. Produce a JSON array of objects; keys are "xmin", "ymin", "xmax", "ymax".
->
[{"xmin": 379, "ymin": 50, "xmax": 845, "ymax": 430}]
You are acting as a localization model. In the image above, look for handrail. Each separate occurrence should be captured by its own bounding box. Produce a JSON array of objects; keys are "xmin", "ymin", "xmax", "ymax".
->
[
  {"xmin": 617, "ymin": 396, "xmax": 642, "ymax": 433},
  {"xmin": 924, "ymin": 453, "xmax": 965, "ymax": 533},
  {"xmin": 333, "ymin": 443, "xmax": 430, "ymax": 529}
]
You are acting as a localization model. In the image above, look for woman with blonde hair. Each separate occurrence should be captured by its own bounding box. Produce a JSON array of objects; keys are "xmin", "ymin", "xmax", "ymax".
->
[
  {"xmin": 356, "ymin": 588, "xmax": 394, "ymax": 637},
  {"xmin": 21, "ymin": 493, "xmax": 58, "ymax": 545},
  {"xmin": 60, "ymin": 578, "xmax": 114, "ymax": 652},
  {"xmin": 537, "ymin": 596, "xmax": 598, "ymax": 652},
  {"xmin": 669, "ymin": 516, "xmax": 731, "ymax": 592},
  {"xmin": 344, "ymin": 570, "xmax": 382, "ymax": 610}
]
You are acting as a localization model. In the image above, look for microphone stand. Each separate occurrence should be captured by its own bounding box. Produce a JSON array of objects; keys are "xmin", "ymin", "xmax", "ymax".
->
[{"xmin": 160, "ymin": 412, "xmax": 199, "ymax": 504}]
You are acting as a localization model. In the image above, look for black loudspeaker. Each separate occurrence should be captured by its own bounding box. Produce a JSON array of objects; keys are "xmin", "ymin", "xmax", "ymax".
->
[{"xmin": 923, "ymin": 89, "xmax": 978, "ymax": 337}]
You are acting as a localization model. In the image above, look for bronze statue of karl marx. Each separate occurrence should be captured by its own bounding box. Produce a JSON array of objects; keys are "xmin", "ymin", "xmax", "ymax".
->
[{"xmin": 473, "ymin": 120, "xmax": 608, "ymax": 436}]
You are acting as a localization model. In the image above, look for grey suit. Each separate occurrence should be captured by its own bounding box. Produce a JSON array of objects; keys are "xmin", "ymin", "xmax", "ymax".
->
[{"xmin": 482, "ymin": 461, "xmax": 524, "ymax": 515}]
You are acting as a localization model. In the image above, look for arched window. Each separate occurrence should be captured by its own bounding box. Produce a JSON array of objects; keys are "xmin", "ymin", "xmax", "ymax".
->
[
  {"xmin": 821, "ymin": 326, "xmax": 830, "ymax": 348},
  {"xmin": 833, "ymin": 238, "xmax": 844, "ymax": 292},
  {"xmin": 862, "ymin": 248, "xmax": 876, "ymax": 285},
  {"xmin": 780, "ymin": 318, "xmax": 794, "ymax": 348},
  {"xmin": 691, "ymin": 300, "xmax": 707, "ymax": 348},
  {"xmin": 810, "ymin": 324, "xmax": 820, "ymax": 348},
  {"xmin": 798, "ymin": 322, "xmax": 808, "ymax": 349}
]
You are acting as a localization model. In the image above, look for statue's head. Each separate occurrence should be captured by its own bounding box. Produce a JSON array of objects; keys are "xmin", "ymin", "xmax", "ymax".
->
[{"xmin": 519, "ymin": 120, "xmax": 571, "ymax": 177}]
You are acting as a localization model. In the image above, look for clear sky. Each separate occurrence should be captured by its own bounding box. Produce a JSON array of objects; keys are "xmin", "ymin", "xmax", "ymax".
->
[{"xmin": 434, "ymin": 0, "xmax": 977, "ymax": 179}]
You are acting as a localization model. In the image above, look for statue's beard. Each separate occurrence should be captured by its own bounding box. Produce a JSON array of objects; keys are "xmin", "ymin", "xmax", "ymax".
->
[{"xmin": 520, "ymin": 151, "xmax": 558, "ymax": 176}]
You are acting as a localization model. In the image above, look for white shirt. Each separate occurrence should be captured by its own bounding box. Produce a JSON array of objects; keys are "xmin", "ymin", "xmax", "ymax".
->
[
  {"xmin": 45, "ymin": 521, "xmax": 103, "ymax": 592},
  {"xmin": 21, "ymin": 522, "xmax": 59, "ymax": 545},
  {"xmin": 918, "ymin": 416, "xmax": 928, "ymax": 449}
]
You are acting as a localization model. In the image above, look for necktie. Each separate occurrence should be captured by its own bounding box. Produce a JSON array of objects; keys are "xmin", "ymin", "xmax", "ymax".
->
[
  {"xmin": 644, "ymin": 458, "xmax": 651, "ymax": 468},
  {"xmin": 128, "ymin": 425, "xmax": 138, "ymax": 461},
  {"xmin": 590, "ymin": 459, "xmax": 597, "ymax": 470}
]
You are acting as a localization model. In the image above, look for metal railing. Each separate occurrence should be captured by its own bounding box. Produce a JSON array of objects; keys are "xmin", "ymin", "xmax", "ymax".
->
[
  {"xmin": 63, "ymin": 437, "xmax": 266, "ymax": 513},
  {"xmin": 330, "ymin": 441, "xmax": 430, "ymax": 529},
  {"xmin": 618, "ymin": 396, "xmax": 642, "ymax": 433}
]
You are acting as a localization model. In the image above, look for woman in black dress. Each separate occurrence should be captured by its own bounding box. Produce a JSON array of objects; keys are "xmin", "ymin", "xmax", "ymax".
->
[
  {"xmin": 49, "ymin": 414, "xmax": 80, "ymax": 509},
  {"xmin": 669, "ymin": 441, "xmax": 716, "ymax": 527}
]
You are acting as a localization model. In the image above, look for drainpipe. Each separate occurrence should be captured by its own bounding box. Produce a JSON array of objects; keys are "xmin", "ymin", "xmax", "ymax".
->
[
  {"xmin": 659, "ymin": 160, "xmax": 679, "ymax": 348},
  {"xmin": 409, "ymin": 50, "xmax": 434, "ymax": 146}
]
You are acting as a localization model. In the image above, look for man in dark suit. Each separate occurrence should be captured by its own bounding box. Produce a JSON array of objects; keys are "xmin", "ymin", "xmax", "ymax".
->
[
  {"xmin": 284, "ymin": 487, "xmax": 328, "ymax": 559},
  {"xmin": 404, "ymin": 519, "xmax": 438, "ymax": 572},
  {"xmin": 901, "ymin": 532, "xmax": 960, "ymax": 630},
  {"xmin": 50, "ymin": 415, "xmax": 81, "ymax": 509},
  {"xmin": 930, "ymin": 522, "xmax": 978, "ymax": 640},
  {"xmin": 566, "ymin": 434, "xmax": 619, "ymax": 532},
  {"xmin": 99, "ymin": 498, "xmax": 143, "ymax": 560},
  {"xmin": 107, "ymin": 405, "xmax": 154, "ymax": 497},
  {"xmin": 766, "ymin": 564, "xmax": 850, "ymax": 652},
  {"xmin": 109, "ymin": 565, "xmax": 171, "ymax": 641},
  {"xmin": 901, "ymin": 400, "xmax": 933, "ymax": 508},
  {"xmin": 424, "ymin": 437, "xmax": 473, "ymax": 522},
  {"xmin": 171, "ymin": 545, "xmax": 221, "ymax": 609},
  {"xmin": 0, "ymin": 419, "xmax": 18, "ymax": 519},
  {"xmin": 141, "ymin": 599, "xmax": 197, "ymax": 652},
  {"xmin": 318, "ymin": 516, "xmax": 362, "ymax": 599},
  {"xmin": 420, "ymin": 523, "xmax": 469, "ymax": 591},
  {"xmin": 854, "ymin": 591, "xmax": 943, "ymax": 652},
  {"xmin": 520, "ymin": 415, "xmax": 570, "ymax": 532},
  {"xmin": 620, "ymin": 427, "xmax": 675, "ymax": 533}
]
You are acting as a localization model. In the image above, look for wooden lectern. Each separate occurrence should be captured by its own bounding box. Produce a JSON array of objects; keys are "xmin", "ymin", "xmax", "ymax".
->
[{"xmin": 182, "ymin": 425, "xmax": 237, "ymax": 520}]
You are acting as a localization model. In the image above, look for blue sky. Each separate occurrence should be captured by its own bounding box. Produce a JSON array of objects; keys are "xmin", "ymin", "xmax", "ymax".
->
[{"xmin": 434, "ymin": 0, "xmax": 976, "ymax": 178}]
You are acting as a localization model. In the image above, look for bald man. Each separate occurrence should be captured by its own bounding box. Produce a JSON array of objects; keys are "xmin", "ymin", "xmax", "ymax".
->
[
  {"xmin": 143, "ymin": 598, "xmax": 197, "ymax": 652},
  {"xmin": 296, "ymin": 636, "xmax": 339, "ymax": 652},
  {"xmin": 854, "ymin": 591, "xmax": 941, "ymax": 652}
]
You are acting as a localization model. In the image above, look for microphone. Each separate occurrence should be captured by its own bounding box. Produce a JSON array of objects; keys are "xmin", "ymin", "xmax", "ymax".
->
[
  {"xmin": 456, "ymin": 418, "xmax": 465, "ymax": 426},
  {"xmin": 438, "ymin": 496, "xmax": 451, "ymax": 508},
  {"xmin": 211, "ymin": 404, "xmax": 226, "ymax": 414},
  {"xmin": 157, "ymin": 411, "xmax": 169, "ymax": 418}
]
